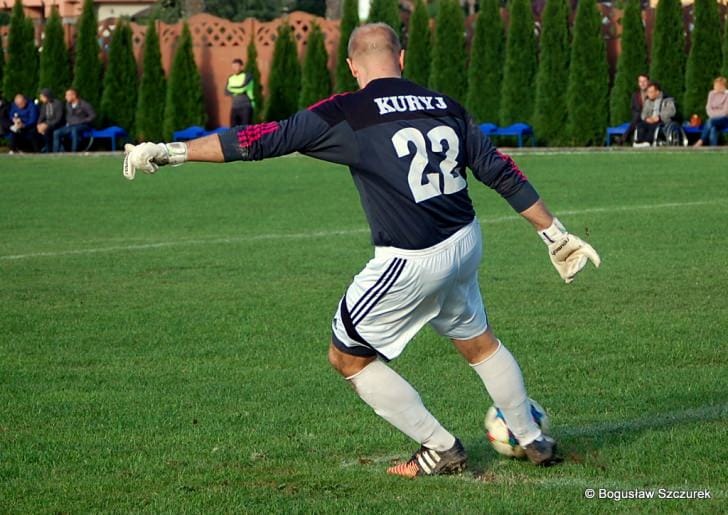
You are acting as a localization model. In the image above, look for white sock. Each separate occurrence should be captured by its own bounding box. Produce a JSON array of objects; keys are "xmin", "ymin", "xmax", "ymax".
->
[
  {"xmin": 470, "ymin": 341, "xmax": 542, "ymax": 446},
  {"xmin": 348, "ymin": 360, "xmax": 456, "ymax": 452}
]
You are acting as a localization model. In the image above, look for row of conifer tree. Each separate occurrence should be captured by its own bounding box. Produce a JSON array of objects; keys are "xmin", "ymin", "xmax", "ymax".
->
[{"xmin": 2, "ymin": 0, "xmax": 726, "ymax": 145}]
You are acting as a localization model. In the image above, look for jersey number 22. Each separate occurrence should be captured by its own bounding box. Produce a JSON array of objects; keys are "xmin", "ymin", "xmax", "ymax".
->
[{"xmin": 392, "ymin": 125, "xmax": 467, "ymax": 203}]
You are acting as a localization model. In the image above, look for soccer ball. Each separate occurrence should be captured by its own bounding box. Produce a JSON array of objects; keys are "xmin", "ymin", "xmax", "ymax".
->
[{"xmin": 484, "ymin": 399, "xmax": 550, "ymax": 458}]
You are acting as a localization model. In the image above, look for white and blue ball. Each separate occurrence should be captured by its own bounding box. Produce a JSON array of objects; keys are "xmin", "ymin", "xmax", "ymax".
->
[{"xmin": 484, "ymin": 399, "xmax": 550, "ymax": 458}]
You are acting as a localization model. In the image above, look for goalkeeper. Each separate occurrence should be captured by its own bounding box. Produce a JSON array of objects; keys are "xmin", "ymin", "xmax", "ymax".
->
[{"xmin": 124, "ymin": 23, "xmax": 600, "ymax": 478}]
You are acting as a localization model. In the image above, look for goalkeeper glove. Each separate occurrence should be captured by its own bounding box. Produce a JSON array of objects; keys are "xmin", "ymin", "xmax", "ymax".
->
[
  {"xmin": 539, "ymin": 218, "xmax": 601, "ymax": 284},
  {"xmin": 123, "ymin": 142, "xmax": 188, "ymax": 180}
]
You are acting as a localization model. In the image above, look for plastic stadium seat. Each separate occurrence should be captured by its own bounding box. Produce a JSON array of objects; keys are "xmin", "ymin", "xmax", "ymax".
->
[
  {"xmin": 172, "ymin": 126, "xmax": 207, "ymax": 141},
  {"xmin": 605, "ymin": 122, "xmax": 630, "ymax": 146},
  {"xmin": 493, "ymin": 123, "xmax": 535, "ymax": 147}
]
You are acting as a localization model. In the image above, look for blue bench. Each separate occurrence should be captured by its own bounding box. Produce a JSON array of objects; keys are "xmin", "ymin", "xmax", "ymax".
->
[
  {"xmin": 172, "ymin": 126, "xmax": 207, "ymax": 141},
  {"xmin": 605, "ymin": 122, "xmax": 630, "ymax": 146},
  {"xmin": 83, "ymin": 126, "xmax": 128, "ymax": 151},
  {"xmin": 479, "ymin": 122, "xmax": 498, "ymax": 136},
  {"xmin": 204, "ymin": 127, "xmax": 230, "ymax": 136},
  {"xmin": 479, "ymin": 122, "xmax": 535, "ymax": 147}
]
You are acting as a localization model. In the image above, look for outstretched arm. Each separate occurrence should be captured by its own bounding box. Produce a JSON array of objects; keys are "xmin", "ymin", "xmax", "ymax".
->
[
  {"xmin": 123, "ymin": 105, "xmax": 356, "ymax": 179},
  {"xmin": 122, "ymin": 134, "xmax": 224, "ymax": 178},
  {"xmin": 186, "ymin": 134, "xmax": 225, "ymax": 162}
]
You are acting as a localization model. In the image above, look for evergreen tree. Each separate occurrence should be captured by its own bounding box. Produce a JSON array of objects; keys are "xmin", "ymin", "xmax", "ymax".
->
[
  {"xmin": 430, "ymin": 0, "xmax": 467, "ymax": 102},
  {"xmin": 265, "ymin": 23, "xmax": 301, "ymax": 120},
  {"xmin": 299, "ymin": 23, "xmax": 331, "ymax": 108},
  {"xmin": 100, "ymin": 21, "xmax": 138, "ymax": 131},
  {"xmin": 2, "ymin": 0, "xmax": 38, "ymax": 99},
  {"xmin": 295, "ymin": 0, "xmax": 327, "ymax": 17},
  {"xmin": 609, "ymin": 0, "xmax": 646, "ymax": 124},
  {"xmin": 565, "ymin": 0, "xmax": 609, "ymax": 145},
  {"xmin": 403, "ymin": 0, "xmax": 430, "ymax": 86},
  {"xmin": 499, "ymin": 0, "xmax": 537, "ymax": 125},
  {"xmin": 532, "ymin": 0, "xmax": 570, "ymax": 144},
  {"xmin": 335, "ymin": 0, "xmax": 359, "ymax": 92},
  {"xmin": 245, "ymin": 38, "xmax": 264, "ymax": 122},
  {"xmin": 73, "ymin": 0, "xmax": 102, "ymax": 108},
  {"xmin": 163, "ymin": 23, "xmax": 205, "ymax": 138},
  {"xmin": 0, "ymin": 43, "xmax": 4, "ymax": 99},
  {"xmin": 722, "ymin": 17, "xmax": 728, "ymax": 78},
  {"xmin": 465, "ymin": 0, "xmax": 504, "ymax": 123},
  {"xmin": 39, "ymin": 7, "xmax": 70, "ymax": 98},
  {"xmin": 683, "ymin": 0, "xmax": 722, "ymax": 119},
  {"xmin": 650, "ymin": 0, "xmax": 685, "ymax": 104},
  {"xmin": 136, "ymin": 19, "xmax": 167, "ymax": 142},
  {"xmin": 368, "ymin": 0, "xmax": 400, "ymax": 35}
]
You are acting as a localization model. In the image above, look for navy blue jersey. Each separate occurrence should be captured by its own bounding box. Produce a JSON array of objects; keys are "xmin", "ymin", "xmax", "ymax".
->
[{"xmin": 218, "ymin": 77, "xmax": 539, "ymax": 250}]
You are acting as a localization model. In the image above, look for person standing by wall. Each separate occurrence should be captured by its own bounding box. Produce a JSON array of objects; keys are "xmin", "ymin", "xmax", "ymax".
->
[{"xmin": 225, "ymin": 58, "xmax": 255, "ymax": 127}]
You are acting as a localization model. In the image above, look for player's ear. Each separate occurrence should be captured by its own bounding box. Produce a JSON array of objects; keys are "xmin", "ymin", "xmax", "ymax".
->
[
  {"xmin": 398, "ymin": 50, "xmax": 405, "ymax": 71},
  {"xmin": 346, "ymin": 57, "xmax": 358, "ymax": 78}
]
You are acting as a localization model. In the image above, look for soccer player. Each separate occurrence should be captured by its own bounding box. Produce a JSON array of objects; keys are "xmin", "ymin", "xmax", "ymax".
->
[{"xmin": 123, "ymin": 23, "xmax": 600, "ymax": 478}]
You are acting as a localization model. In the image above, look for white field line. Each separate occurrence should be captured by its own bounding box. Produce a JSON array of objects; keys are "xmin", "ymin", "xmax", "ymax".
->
[
  {"xmin": 1, "ymin": 199, "xmax": 725, "ymax": 262},
  {"xmin": 558, "ymin": 403, "xmax": 727, "ymax": 438}
]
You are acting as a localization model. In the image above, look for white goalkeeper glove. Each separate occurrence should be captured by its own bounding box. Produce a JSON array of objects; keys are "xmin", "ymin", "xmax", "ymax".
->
[
  {"xmin": 123, "ymin": 142, "xmax": 188, "ymax": 180},
  {"xmin": 539, "ymin": 218, "xmax": 601, "ymax": 284}
]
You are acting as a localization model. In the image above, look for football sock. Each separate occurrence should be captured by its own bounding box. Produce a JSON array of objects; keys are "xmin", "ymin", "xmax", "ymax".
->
[
  {"xmin": 470, "ymin": 341, "xmax": 542, "ymax": 446},
  {"xmin": 347, "ymin": 360, "xmax": 456, "ymax": 452}
]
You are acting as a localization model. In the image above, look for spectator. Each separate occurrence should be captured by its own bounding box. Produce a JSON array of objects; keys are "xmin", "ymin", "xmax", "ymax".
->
[
  {"xmin": 53, "ymin": 88, "xmax": 96, "ymax": 153},
  {"xmin": 36, "ymin": 89, "xmax": 65, "ymax": 153},
  {"xmin": 225, "ymin": 58, "xmax": 255, "ymax": 126},
  {"xmin": 627, "ymin": 74, "xmax": 650, "ymax": 143},
  {"xmin": 693, "ymin": 77, "xmax": 728, "ymax": 147},
  {"xmin": 7, "ymin": 94, "xmax": 40, "ymax": 154},
  {"xmin": 633, "ymin": 82, "xmax": 676, "ymax": 147}
]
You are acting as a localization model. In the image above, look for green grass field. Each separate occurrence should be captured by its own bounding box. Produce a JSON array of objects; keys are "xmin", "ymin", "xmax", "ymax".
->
[{"xmin": 1, "ymin": 151, "xmax": 726, "ymax": 513}]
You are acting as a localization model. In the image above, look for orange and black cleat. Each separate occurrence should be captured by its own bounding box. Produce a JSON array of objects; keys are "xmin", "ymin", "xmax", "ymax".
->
[{"xmin": 387, "ymin": 438, "xmax": 467, "ymax": 478}]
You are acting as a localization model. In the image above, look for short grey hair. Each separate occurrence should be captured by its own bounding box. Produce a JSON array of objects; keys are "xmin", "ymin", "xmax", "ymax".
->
[{"xmin": 347, "ymin": 23, "xmax": 401, "ymax": 59}]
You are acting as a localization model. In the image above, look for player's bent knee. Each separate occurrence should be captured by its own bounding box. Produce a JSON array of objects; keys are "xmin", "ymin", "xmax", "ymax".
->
[
  {"xmin": 452, "ymin": 327, "xmax": 500, "ymax": 364},
  {"xmin": 328, "ymin": 342, "xmax": 375, "ymax": 378}
]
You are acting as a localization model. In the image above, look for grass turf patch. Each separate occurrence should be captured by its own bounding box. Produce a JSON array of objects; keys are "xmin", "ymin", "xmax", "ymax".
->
[{"xmin": 1, "ymin": 152, "xmax": 726, "ymax": 512}]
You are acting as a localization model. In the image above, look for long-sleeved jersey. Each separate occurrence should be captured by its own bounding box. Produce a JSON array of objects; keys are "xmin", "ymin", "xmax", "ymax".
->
[{"xmin": 218, "ymin": 77, "xmax": 539, "ymax": 250}]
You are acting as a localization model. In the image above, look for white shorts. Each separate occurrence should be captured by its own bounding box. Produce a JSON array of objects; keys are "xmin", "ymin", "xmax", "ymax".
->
[{"xmin": 331, "ymin": 219, "xmax": 488, "ymax": 361}]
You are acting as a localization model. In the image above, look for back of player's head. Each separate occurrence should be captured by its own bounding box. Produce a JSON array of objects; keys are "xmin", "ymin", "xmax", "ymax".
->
[{"xmin": 347, "ymin": 23, "xmax": 401, "ymax": 61}]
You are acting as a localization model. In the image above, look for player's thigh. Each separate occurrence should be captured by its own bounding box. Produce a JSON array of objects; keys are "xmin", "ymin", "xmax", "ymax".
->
[
  {"xmin": 429, "ymin": 234, "xmax": 487, "ymax": 340},
  {"xmin": 331, "ymin": 255, "xmax": 444, "ymax": 361}
]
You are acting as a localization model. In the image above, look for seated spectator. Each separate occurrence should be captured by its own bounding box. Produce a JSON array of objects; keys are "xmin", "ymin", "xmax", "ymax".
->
[
  {"xmin": 36, "ymin": 88, "xmax": 65, "ymax": 153},
  {"xmin": 7, "ymin": 93, "xmax": 40, "ymax": 154},
  {"xmin": 693, "ymin": 76, "xmax": 728, "ymax": 147},
  {"xmin": 53, "ymin": 88, "xmax": 96, "ymax": 153},
  {"xmin": 627, "ymin": 74, "xmax": 650, "ymax": 143},
  {"xmin": 633, "ymin": 82, "xmax": 676, "ymax": 147}
]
